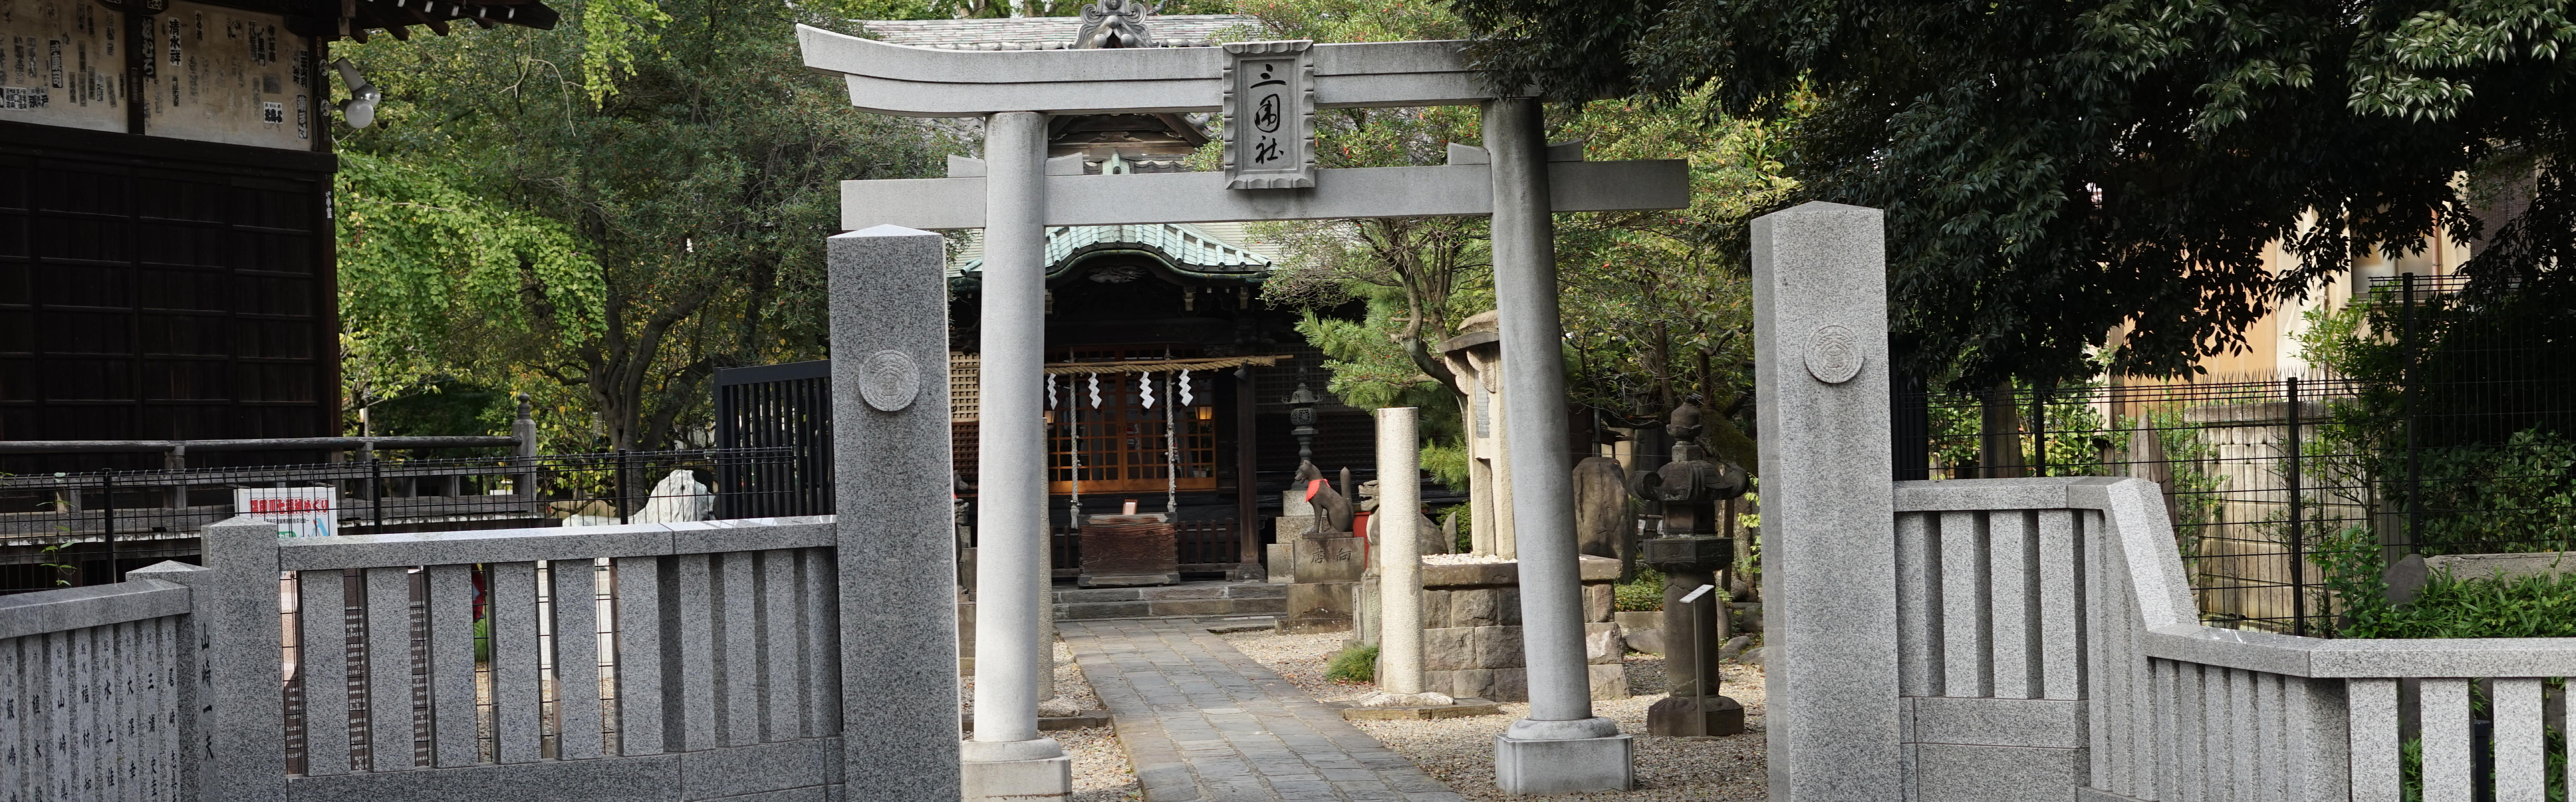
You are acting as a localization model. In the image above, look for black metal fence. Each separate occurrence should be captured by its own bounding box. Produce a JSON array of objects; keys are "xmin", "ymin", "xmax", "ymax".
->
[
  {"xmin": 0, "ymin": 447, "xmax": 819, "ymax": 593},
  {"xmin": 1902, "ymin": 273, "xmax": 2576, "ymax": 635}
]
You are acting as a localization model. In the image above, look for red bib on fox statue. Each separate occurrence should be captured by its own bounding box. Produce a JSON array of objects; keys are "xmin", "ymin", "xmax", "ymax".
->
[{"xmin": 1293, "ymin": 461, "xmax": 1353, "ymax": 536}]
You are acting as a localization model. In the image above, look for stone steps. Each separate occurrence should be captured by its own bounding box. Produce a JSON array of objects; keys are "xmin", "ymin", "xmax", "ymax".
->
[{"xmin": 1052, "ymin": 581, "xmax": 1287, "ymax": 620}]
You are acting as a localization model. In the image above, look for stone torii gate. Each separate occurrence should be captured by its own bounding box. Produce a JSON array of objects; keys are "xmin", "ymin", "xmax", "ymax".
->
[{"xmin": 796, "ymin": 26, "xmax": 1687, "ymax": 798}]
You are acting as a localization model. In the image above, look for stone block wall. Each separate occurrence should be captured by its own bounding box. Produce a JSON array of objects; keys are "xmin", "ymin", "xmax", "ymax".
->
[{"xmin": 1410, "ymin": 555, "xmax": 1628, "ymax": 701}]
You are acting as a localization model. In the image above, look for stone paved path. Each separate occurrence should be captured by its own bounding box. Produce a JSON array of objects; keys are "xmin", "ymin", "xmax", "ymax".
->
[{"xmin": 1061, "ymin": 619, "xmax": 1468, "ymax": 802}]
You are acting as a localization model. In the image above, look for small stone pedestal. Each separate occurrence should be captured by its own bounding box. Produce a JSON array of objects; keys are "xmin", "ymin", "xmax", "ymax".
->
[
  {"xmin": 960, "ymin": 738, "xmax": 1072, "ymax": 802},
  {"xmin": 1494, "ymin": 729, "xmax": 1635, "ymax": 795},
  {"xmin": 1646, "ymin": 695, "xmax": 1744, "ymax": 737},
  {"xmin": 960, "ymin": 755, "xmax": 1073, "ymax": 802},
  {"xmin": 1281, "ymin": 536, "xmax": 1361, "ymax": 634}
]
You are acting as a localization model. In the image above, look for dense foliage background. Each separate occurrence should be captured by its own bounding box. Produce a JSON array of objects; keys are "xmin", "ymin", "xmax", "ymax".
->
[
  {"xmin": 331, "ymin": 0, "xmax": 958, "ymax": 450},
  {"xmin": 1450, "ymin": 0, "xmax": 2574, "ymax": 393}
]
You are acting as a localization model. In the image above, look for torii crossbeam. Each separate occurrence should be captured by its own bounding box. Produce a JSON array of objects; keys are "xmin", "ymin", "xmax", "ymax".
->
[{"xmin": 799, "ymin": 24, "xmax": 1670, "ymax": 799}]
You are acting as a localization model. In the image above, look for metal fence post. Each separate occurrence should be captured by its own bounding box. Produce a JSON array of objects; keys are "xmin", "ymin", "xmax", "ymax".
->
[
  {"xmin": 101, "ymin": 472, "xmax": 116, "ymax": 585},
  {"xmin": 2401, "ymin": 273, "xmax": 2421, "ymax": 554},
  {"xmin": 516, "ymin": 394, "xmax": 542, "ymax": 519},
  {"xmin": 2286, "ymin": 376, "xmax": 2305, "ymax": 637},
  {"xmin": 371, "ymin": 457, "xmax": 386, "ymax": 531},
  {"xmin": 2031, "ymin": 386, "xmax": 2048, "ymax": 477},
  {"xmin": 617, "ymin": 448, "xmax": 631, "ymax": 525}
]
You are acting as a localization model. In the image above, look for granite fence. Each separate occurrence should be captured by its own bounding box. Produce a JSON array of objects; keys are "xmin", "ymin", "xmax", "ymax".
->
[
  {"xmin": 1892, "ymin": 475, "xmax": 2576, "ymax": 802},
  {"xmin": 0, "ymin": 513, "xmax": 921, "ymax": 802}
]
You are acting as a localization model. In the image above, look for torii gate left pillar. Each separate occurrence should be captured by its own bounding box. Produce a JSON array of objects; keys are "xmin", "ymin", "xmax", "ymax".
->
[
  {"xmin": 957, "ymin": 111, "xmax": 1072, "ymax": 800},
  {"xmin": 798, "ymin": 25, "xmax": 1676, "ymax": 797}
]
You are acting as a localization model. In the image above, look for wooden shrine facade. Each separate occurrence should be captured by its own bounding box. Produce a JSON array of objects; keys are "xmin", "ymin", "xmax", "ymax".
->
[{"xmin": 0, "ymin": 0, "xmax": 558, "ymax": 475}]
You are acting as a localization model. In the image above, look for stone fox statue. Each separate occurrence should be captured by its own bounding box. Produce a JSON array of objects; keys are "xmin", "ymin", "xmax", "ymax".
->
[{"xmin": 1293, "ymin": 461, "xmax": 1353, "ymax": 535}]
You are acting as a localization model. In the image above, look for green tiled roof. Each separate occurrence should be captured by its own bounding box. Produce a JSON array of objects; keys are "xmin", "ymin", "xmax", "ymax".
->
[{"xmin": 955, "ymin": 222, "xmax": 1274, "ymax": 279}]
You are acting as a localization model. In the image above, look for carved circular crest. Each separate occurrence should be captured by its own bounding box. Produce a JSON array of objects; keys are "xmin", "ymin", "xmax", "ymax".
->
[
  {"xmin": 1804, "ymin": 325, "xmax": 1863, "ymax": 384},
  {"xmin": 858, "ymin": 350, "xmax": 922, "ymax": 412}
]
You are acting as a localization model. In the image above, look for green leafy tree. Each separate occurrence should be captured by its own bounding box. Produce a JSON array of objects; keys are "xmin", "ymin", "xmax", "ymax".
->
[
  {"xmin": 1452, "ymin": 0, "xmax": 2576, "ymax": 392},
  {"xmin": 1553, "ymin": 90, "xmax": 1799, "ymax": 465},
  {"xmin": 331, "ymin": 0, "xmax": 955, "ymax": 450}
]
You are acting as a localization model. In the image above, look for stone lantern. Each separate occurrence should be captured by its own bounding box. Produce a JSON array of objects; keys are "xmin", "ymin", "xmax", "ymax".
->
[
  {"xmin": 1287, "ymin": 370, "xmax": 1322, "ymax": 465},
  {"xmin": 1626, "ymin": 400, "xmax": 1750, "ymax": 736}
]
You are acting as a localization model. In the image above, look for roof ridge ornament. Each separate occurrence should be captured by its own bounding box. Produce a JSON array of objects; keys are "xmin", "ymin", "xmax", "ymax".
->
[{"xmin": 1076, "ymin": 0, "xmax": 1154, "ymax": 49}]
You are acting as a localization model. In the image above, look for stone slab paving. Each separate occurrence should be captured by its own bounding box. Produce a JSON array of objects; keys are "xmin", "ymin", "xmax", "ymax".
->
[{"xmin": 1062, "ymin": 618, "xmax": 1469, "ymax": 802}]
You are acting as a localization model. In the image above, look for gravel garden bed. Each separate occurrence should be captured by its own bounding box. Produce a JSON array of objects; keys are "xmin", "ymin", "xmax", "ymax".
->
[{"xmin": 1221, "ymin": 629, "xmax": 1769, "ymax": 801}]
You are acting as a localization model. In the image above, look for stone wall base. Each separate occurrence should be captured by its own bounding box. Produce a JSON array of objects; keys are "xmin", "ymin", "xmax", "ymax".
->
[{"xmin": 1426, "ymin": 663, "xmax": 1629, "ymax": 702}]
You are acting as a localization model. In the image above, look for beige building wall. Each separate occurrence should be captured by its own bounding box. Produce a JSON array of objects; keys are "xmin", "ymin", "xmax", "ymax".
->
[{"xmin": 2155, "ymin": 227, "xmax": 2473, "ymax": 383}]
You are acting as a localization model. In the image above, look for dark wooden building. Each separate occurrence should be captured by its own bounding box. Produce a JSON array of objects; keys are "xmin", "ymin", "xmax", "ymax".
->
[{"xmin": 0, "ymin": 0, "xmax": 555, "ymax": 475}]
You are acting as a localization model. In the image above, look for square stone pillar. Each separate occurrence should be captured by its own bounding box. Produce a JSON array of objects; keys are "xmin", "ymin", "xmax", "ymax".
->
[
  {"xmin": 829, "ymin": 224, "xmax": 963, "ymax": 798},
  {"xmin": 1751, "ymin": 201, "xmax": 1901, "ymax": 799}
]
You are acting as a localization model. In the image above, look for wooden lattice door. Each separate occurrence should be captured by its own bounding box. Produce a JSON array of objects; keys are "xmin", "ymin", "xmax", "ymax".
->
[{"xmin": 1046, "ymin": 347, "xmax": 1218, "ymax": 495}]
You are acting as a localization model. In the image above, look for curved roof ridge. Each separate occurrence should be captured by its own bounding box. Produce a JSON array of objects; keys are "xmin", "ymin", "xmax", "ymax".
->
[{"xmin": 855, "ymin": 14, "xmax": 1262, "ymax": 50}]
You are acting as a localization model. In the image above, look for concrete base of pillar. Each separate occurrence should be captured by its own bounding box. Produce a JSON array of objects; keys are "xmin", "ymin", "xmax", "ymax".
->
[
  {"xmin": 1494, "ymin": 733, "xmax": 1634, "ymax": 795},
  {"xmin": 961, "ymin": 755, "xmax": 1072, "ymax": 801}
]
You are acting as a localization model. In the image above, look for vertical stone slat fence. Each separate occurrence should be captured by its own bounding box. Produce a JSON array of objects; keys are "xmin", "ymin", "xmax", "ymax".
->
[
  {"xmin": 1755, "ymin": 201, "xmax": 2575, "ymax": 801},
  {"xmin": 1, "ymin": 514, "xmax": 882, "ymax": 802},
  {"xmin": 0, "ymin": 573, "xmax": 194, "ymax": 802},
  {"xmin": 1891, "ymin": 475, "xmax": 2576, "ymax": 802},
  {"xmin": 0, "ymin": 214, "xmax": 957, "ymax": 802}
]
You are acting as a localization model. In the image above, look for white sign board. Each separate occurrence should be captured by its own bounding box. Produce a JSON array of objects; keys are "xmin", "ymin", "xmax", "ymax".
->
[
  {"xmin": 234, "ymin": 487, "xmax": 338, "ymax": 538},
  {"xmin": 1220, "ymin": 40, "xmax": 1314, "ymax": 190}
]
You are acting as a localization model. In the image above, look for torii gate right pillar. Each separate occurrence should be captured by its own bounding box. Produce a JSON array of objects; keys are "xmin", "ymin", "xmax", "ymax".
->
[{"xmin": 1487, "ymin": 96, "xmax": 1637, "ymax": 795}]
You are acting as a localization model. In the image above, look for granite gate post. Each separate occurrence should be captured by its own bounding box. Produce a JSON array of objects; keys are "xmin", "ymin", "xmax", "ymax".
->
[
  {"xmin": 829, "ymin": 225, "xmax": 966, "ymax": 798},
  {"xmin": 1487, "ymin": 96, "xmax": 1635, "ymax": 795},
  {"xmin": 194, "ymin": 516, "xmax": 289, "ymax": 801},
  {"xmin": 1751, "ymin": 202, "xmax": 1900, "ymax": 799}
]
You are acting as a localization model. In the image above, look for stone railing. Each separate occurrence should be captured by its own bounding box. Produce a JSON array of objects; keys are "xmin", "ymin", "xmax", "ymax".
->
[
  {"xmin": 0, "ymin": 514, "xmax": 886, "ymax": 802},
  {"xmin": 0, "ymin": 571, "xmax": 197, "ymax": 801},
  {"xmin": 1896, "ymin": 477, "xmax": 2576, "ymax": 802}
]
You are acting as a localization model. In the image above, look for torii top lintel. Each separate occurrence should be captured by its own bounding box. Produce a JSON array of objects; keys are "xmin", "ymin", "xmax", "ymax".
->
[{"xmin": 795, "ymin": 24, "xmax": 1494, "ymax": 117}]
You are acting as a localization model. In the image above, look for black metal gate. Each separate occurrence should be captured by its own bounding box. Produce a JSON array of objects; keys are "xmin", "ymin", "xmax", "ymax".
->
[{"xmin": 712, "ymin": 360, "xmax": 835, "ymax": 517}]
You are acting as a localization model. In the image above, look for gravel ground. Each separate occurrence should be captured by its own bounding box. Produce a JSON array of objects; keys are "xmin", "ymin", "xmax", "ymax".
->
[
  {"xmin": 1222, "ymin": 630, "xmax": 1768, "ymax": 801},
  {"xmin": 962, "ymin": 640, "xmax": 1137, "ymax": 802}
]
